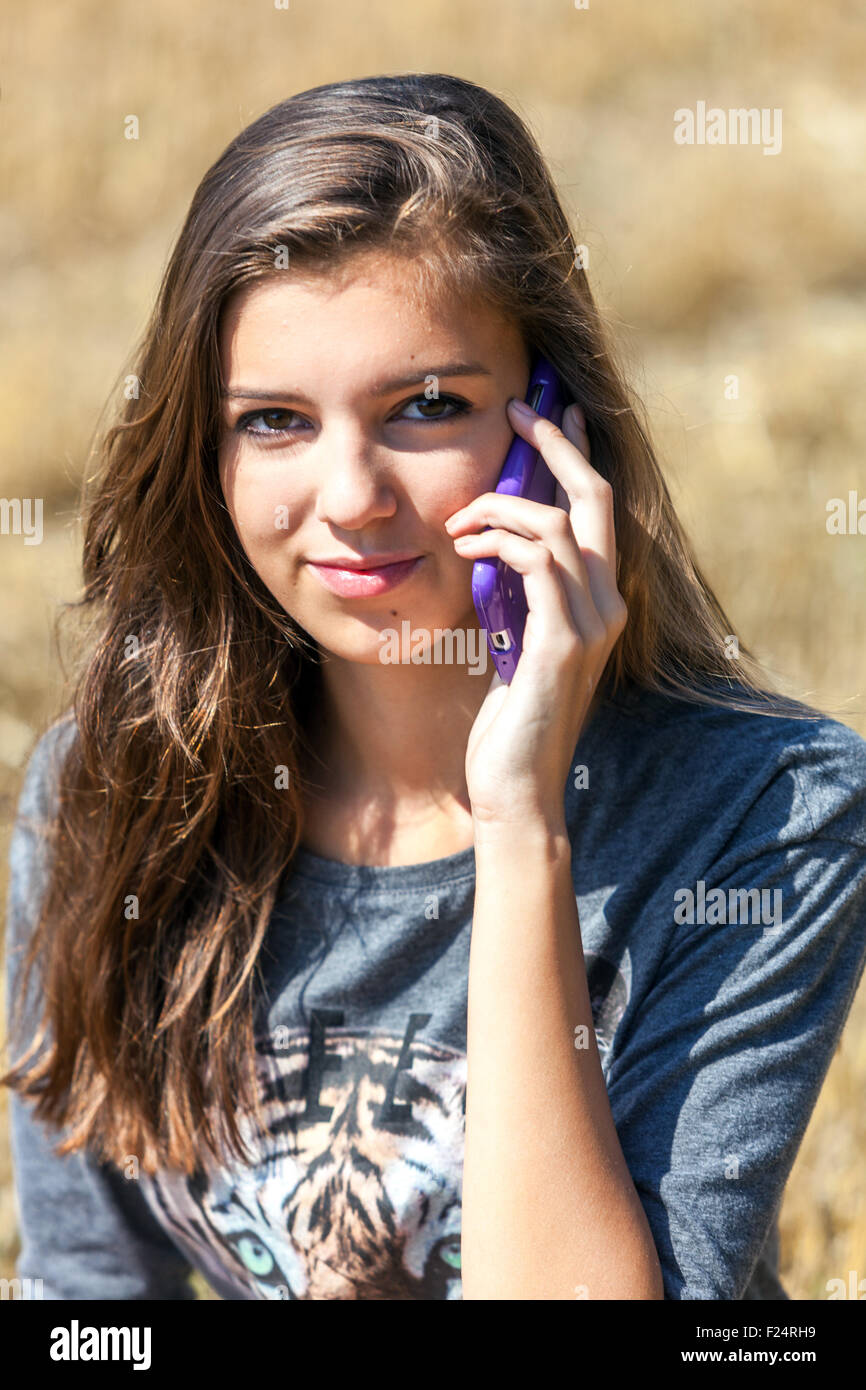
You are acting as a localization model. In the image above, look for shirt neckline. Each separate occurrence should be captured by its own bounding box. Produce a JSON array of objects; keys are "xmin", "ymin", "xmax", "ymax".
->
[{"xmin": 287, "ymin": 840, "xmax": 478, "ymax": 889}]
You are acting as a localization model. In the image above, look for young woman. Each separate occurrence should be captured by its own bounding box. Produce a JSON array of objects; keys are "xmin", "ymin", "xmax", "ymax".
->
[{"xmin": 5, "ymin": 72, "xmax": 866, "ymax": 1302}]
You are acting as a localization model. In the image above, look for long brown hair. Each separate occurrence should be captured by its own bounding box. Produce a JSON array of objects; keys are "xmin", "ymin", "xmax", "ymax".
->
[{"xmin": 2, "ymin": 72, "xmax": 817, "ymax": 1176}]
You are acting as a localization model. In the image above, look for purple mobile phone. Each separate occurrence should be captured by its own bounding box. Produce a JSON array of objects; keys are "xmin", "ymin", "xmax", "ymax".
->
[{"xmin": 471, "ymin": 353, "xmax": 566, "ymax": 682}]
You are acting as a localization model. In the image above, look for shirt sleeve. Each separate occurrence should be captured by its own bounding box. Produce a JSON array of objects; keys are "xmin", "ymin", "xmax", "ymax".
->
[
  {"xmin": 4, "ymin": 721, "xmax": 197, "ymax": 1300},
  {"xmin": 604, "ymin": 751, "xmax": 866, "ymax": 1300}
]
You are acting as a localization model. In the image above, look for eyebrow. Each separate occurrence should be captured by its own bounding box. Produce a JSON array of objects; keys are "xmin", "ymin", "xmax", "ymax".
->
[{"xmin": 221, "ymin": 361, "xmax": 493, "ymax": 403}]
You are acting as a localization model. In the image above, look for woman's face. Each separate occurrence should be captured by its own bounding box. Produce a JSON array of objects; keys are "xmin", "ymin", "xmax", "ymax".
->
[{"xmin": 217, "ymin": 251, "xmax": 531, "ymax": 664}]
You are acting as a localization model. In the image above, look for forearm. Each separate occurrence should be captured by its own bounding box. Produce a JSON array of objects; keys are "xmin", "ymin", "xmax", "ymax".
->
[{"xmin": 461, "ymin": 819, "xmax": 664, "ymax": 1300}]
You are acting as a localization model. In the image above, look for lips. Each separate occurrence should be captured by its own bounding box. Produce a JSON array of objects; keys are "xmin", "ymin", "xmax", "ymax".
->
[
  {"xmin": 308, "ymin": 554, "xmax": 420, "ymax": 570},
  {"xmin": 307, "ymin": 555, "xmax": 423, "ymax": 598}
]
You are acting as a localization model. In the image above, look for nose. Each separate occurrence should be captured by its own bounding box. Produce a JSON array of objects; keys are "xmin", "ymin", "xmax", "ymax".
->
[{"xmin": 312, "ymin": 419, "xmax": 398, "ymax": 528}]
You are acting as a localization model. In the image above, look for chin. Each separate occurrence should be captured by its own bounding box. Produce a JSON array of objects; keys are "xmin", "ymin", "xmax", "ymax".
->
[{"xmin": 302, "ymin": 610, "xmax": 468, "ymax": 670}]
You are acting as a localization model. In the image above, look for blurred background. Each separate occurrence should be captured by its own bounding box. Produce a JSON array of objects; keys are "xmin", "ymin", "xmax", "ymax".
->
[{"xmin": 1, "ymin": 0, "xmax": 864, "ymax": 1300}]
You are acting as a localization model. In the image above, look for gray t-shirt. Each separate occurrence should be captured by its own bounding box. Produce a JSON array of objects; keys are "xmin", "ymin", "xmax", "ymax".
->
[{"xmin": 6, "ymin": 685, "xmax": 866, "ymax": 1300}]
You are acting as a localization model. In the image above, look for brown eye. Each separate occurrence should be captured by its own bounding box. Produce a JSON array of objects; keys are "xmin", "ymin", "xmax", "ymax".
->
[
  {"xmin": 397, "ymin": 394, "xmax": 470, "ymax": 422},
  {"xmin": 236, "ymin": 409, "xmax": 304, "ymax": 440}
]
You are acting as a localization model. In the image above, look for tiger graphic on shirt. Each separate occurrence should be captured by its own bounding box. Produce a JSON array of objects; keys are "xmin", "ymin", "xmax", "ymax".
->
[
  {"xmin": 141, "ymin": 1022, "xmax": 465, "ymax": 1299},
  {"xmin": 139, "ymin": 952, "xmax": 629, "ymax": 1299}
]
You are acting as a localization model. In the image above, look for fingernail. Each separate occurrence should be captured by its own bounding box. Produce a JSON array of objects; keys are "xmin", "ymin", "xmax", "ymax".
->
[{"xmin": 509, "ymin": 398, "xmax": 534, "ymax": 417}]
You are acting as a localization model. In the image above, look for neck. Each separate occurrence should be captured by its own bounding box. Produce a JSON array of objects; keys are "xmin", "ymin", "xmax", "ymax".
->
[
  {"xmin": 303, "ymin": 650, "xmax": 485, "ymax": 815},
  {"xmin": 299, "ymin": 629, "xmax": 607, "ymax": 813}
]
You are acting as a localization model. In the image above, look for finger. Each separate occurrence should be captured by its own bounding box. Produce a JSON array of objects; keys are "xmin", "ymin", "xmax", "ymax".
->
[
  {"xmin": 563, "ymin": 402, "xmax": 591, "ymax": 461},
  {"xmin": 559, "ymin": 406, "xmax": 621, "ymax": 624},
  {"xmin": 554, "ymin": 403, "xmax": 589, "ymax": 512},
  {"xmin": 507, "ymin": 398, "xmax": 619, "ymax": 598},
  {"xmin": 507, "ymin": 400, "xmax": 623, "ymax": 627},
  {"xmin": 556, "ymin": 404, "xmax": 591, "ymax": 505},
  {"xmin": 448, "ymin": 492, "xmax": 601, "ymax": 641},
  {"xmin": 452, "ymin": 526, "xmax": 607, "ymax": 663}
]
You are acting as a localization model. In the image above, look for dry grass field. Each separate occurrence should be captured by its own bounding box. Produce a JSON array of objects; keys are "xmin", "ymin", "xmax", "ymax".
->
[{"xmin": 1, "ymin": 0, "xmax": 864, "ymax": 1301}]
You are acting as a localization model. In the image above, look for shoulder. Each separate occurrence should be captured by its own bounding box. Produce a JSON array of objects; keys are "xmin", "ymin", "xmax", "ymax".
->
[
  {"xmin": 12, "ymin": 712, "xmax": 79, "ymax": 826},
  {"xmin": 6, "ymin": 714, "xmax": 78, "ymax": 955},
  {"xmin": 594, "ymin": 682, "xmax": 866, "ymax": 849}
]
